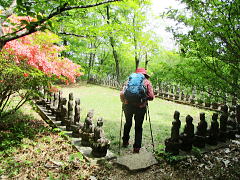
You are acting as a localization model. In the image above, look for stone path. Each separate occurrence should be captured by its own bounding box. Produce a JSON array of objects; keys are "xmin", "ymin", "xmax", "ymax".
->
[{"xmin": 115, "ymin": 149, "xmax": 158, "ymax": 171}]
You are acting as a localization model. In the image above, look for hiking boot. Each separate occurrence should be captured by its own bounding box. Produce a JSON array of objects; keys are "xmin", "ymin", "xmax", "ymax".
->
[
  {"xmin": 122, "ymin": 141, "xmax": 129, "ymax": 148},
  {"xmin": 133, "ymin": 148, "xmax": 140, "ymax": 153}
]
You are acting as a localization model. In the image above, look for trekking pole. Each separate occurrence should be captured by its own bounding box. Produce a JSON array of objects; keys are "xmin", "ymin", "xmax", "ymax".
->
[
  {"xmin": 119, "ymin": 105, "xmax": 124, "ymax": 155},
  {"xmin": 147, "ymin": 105, "xmax": 155, "ymax": 152}
]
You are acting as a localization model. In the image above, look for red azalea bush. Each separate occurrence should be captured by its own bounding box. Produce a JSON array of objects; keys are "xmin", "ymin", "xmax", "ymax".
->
[
  {"xmin": 3, "ymin": 15, "xmax": 83, "ymax": 83},
  {"xmin": 0, "ymin": 15, "xmax": 83, "ymax": 118}
]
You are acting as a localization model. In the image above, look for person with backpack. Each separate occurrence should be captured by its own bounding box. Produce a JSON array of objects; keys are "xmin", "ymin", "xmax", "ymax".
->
[{"xmin": 120, "ymin": 68, "xmax": 155, "ymax": 153}]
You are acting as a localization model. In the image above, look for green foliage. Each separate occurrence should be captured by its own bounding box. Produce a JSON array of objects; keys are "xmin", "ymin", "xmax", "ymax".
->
[
  {"xmin": 0, "ymin": 52, "xmax": 52, "ymax": 118},
  {"xmin": 191, "ymin": 146, "xmax": 202, "ymax": 159},
  {"xmin": 164, "ymin": 0, "xmax": 240, "ymax": 99},
  {"xmin": 68, "ymin": 152, "xmax": 84, "ymax": 162},
  {"xmin": 155, "ymin": 144, "xmax": 186, "ymax": 164},
  {"xmin": 0, "ymin": 111, "xmax": 49, "ymax": 152},
  {"xmin": 51, "ymin": 0, "xmax": 159, "ymax": 82}
]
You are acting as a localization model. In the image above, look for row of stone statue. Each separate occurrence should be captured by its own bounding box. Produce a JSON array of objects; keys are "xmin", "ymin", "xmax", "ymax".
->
[
  {"xmin": 37, "ymin": 90, "xmax": 110, "ymax": 158},
  {"xmin": 165, "ymin": 104, "xmax": 240, "ymax": 155},
  {"xmin": 89, "ymin": 77, "xmax": 238, "ymax": 111}
]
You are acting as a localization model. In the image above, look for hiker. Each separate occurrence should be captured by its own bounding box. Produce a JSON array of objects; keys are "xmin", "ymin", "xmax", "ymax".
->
[{"xmin": 120, "ymin": 68, "xmax": 154, "ymax": 153}]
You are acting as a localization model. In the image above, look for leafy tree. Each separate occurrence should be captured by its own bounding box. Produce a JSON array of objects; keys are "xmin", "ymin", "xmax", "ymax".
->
[
  {"xmin": 0, "ymin": 0, "xmax": 122, "ymax": 50},
  {"xmin": 0, "ymin": 52, "xmax": 49, "ymax": 118},
  {"xmin": 3, "ymin": 15, "xmax": 82, "ymax": 82},
  {"xmin": 165, "ymin": 0, "xmax": 240, "ymax": 100},
  {"xmin": 0, "ymin": 15, "xmax": 82, "ymax": 118},
  {"xmin": 51, "ymin": 0, "xmax": 153, "ymax": 82}
]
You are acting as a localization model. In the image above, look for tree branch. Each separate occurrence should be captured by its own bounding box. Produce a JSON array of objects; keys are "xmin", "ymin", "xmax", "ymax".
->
[
  {"xmin": 59, "ymin": 32, "xmax": 96, "ymax": 38},
  {"xmin": 0, "ymin": 0, "xmax": 121, "ymax": 47}
]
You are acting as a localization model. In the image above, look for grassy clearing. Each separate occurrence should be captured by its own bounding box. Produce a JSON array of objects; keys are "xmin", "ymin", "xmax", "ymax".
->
[{"xmin": 61, "ymin": 84, "xmax": 214, "ymax": 153}]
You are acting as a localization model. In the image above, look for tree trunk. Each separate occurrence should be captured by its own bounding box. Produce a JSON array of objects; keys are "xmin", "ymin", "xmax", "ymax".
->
[
  {"xmin": 0, "ymin": 41, "xmax": 6, "ymax": 51},
  {"xmin": 87, "ymin": 43, "xmax": 96, "ymax": 81},
  {"xmin": 106, "ymin": 5, "xmax": 120, "ymax": 82},
  {"xmin": 145, "ymin": 52, "xmax": 149, "ymax": 70},
  {"xmin": 133, "ymin": 13, "xmax": 139, "ymax": 70}
]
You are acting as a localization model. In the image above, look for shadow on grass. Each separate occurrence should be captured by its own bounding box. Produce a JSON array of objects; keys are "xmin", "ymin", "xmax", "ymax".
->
[
  {"xmin": 0, "ymin": 110, "xmax": 50, "ymax": 152},
  {"xmin": 105, "ymin": 120, "xmax": 171, "ymax": 154}
]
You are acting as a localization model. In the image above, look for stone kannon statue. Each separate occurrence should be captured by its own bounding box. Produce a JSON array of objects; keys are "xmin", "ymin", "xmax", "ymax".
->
[
  {"xmin": 50, "ymin": 92, "xmax": 59, "ymax": 115},
  {"xmin": 180, "ymin": 115, "xmax": 194, "ymax": 152},
  {"xmin": 227, "ymin": 106, "xmax": 237, "ymax": 139},
  {"xmin": 71, "ymin": 98, "xmax": 83, "ymax": 138},
  {"xmin": 193, "ymin": 112, "xmax": 208, "ymax": 148},
  {"xmin": 60, "ymin": 98, "xmax": 68, "ymax": 126},
  {"xmin": 80, "ymin": 110, "xmax": 94, "ymax": 146},
  {"xmin": 44, "ymin": 90, "xmax": 52, "ymax": 109},
  {"xmin": 66, "ymin": 93, "xmax": 74, "ymax": 131},
  {"xmin": 206, "ymin": 113, "xmax": 219, "ymax": 145},
  {"xmin": 165, "ymin": 110, "xmax": 181, "ymax": 155},
  {"xmin": 55, "ymin": 91, "xmax": 63, "ymax": 121},
  {"xmin": 91, "ymin": 118, "xmax": 110, "ymax": 157},
  {"xmin": 219, "ymin": 105, "xmax": 228, "ymax": 142},
  {"xmin": 46, "ymin": 92, "xmax": 54, "ymax": 112},
  {"xmin": 236, "ymin": 104, "xmax": 240, "ymax": 134}
]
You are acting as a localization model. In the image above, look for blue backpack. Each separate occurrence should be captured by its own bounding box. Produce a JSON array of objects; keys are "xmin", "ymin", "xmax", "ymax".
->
[{"xmin": 124, "ymin": 73, "xmax": 147, "ymax": 104}]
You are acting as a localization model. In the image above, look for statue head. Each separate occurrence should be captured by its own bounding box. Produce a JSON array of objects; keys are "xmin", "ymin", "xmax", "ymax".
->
[
  {"xmin": 75, "ymin": 98, "xmax": 80, "ymax": 105},
  {"xmin": 97, "ymin": 118, "xmax": 103, "ymax": 127},
  {"xmin": 61, "ymin": 98, "xmax": 67, "ymax": 105},
  {"xmin": 87, "ymin": 110, "xmax": 94, "ymax": 119},
  {"xmin": 186, "ymin": 115, "xmax": 193, "ymax": 124},
  {"xmin": 69, "ymin": 92, "xmax": 74, "ymax": 100},
  {"xmin": 174, "ymin": 110, "xmax": 180, "ymax": 120},
  {"xmin": 200, "ymin": 112, "xmax": 205, "ymax": 121}
]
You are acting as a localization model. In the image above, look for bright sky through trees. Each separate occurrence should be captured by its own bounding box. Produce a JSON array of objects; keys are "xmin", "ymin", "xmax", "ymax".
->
[{"xmin": 149, "ymin": 0, "xmax": 185, "ymax": 50}]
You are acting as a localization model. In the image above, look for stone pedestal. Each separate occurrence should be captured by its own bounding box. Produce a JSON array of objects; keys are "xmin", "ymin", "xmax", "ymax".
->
[
  {"xmin": 193, "ymin": 135, "xmax": 206, "ymax": 148},
  {"xmin": 165, "ymin": 138, "xmax": 180, "ymax": 155},
  {"xmin": 91, "ymin": 144, "xmax": 110, "ymax": 158},
  {"xmin": 180, "ymin": 136, "xmax": 193, "ymax": 152}
]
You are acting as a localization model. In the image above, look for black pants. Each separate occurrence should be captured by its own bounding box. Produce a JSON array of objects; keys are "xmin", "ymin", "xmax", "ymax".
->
[{"xmin": 122, "ymin": 104, "xmax": 146, "ymax": 148}]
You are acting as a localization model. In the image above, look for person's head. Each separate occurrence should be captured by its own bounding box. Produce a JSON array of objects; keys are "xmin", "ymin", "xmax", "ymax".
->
[{"xmin": 135, "ymin": 68, "xmax": 150, "ymax": 79}]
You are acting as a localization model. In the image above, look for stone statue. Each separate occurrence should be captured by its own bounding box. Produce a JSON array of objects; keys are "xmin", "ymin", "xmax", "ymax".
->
[
  {"xmin": 207, "ymin": 113, "xmax": 219, "ymax": 145},
  {"xmin": 236, "ymin": 104, "xmax": 240, "ymax": 134},
  {"xmin": 171, "ymin": 111, "xmax": 181, "ymax": 141},
  {"xmin": 180, "ymin": 90, "xmax": 185, "ymax": 101},
  {"xmin": 165, "ymin": 111, "xmax": 181, "ymax": 155},
  {"xmin": 91, "ymin": 118, "xmax": 110, "ymax": 157},
  {"xmin": 55, "ymin": 91, "xmax": 63, "ymax": 121},
  {"xmin": 180, "ymin": 115, "xmax": 194, "ymax": 151},
  {"xmin": 219, "ymin": 105, "xmax": 228, "ymax": 142},
  {"xmin": 66, "ymin": 93, "xmax": 74, "ymax": 131},
  {"xmin": 50, "ymin": 92, "xmax": 59, "ymax": 115},
  {"xmin": 60, "ymin": 98, "xmax": 68, "ymax": 126},
  {"xmin": 227, "ymin": 106, "xmax": 237, "ymax": 139},
  {"xmin": 80, "ymin": 110, "xmax": 94, "ymax": 146},
  {"xmin": 193, "ymin": 112, "xmax": 208, "ymax": 148},
  {"xmin": 74, "ymin": 98, "xmax": 81, "ymax": 124},
  {"xmin": 46, "ymin": 92, "xmax": 54, "ymax": 112},
  {"xmin": 196, "ymin": 113, "xmax": 208, "ymax": 136},
  {"xmin": 71, "ymin": 98, "xmax": 83, "ymax": 138}
]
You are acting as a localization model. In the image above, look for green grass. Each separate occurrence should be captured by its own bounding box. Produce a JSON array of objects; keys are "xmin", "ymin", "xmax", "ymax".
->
[{"xmin": 61, "ymin": 84, "xmax": 214, "ymax": 153}]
